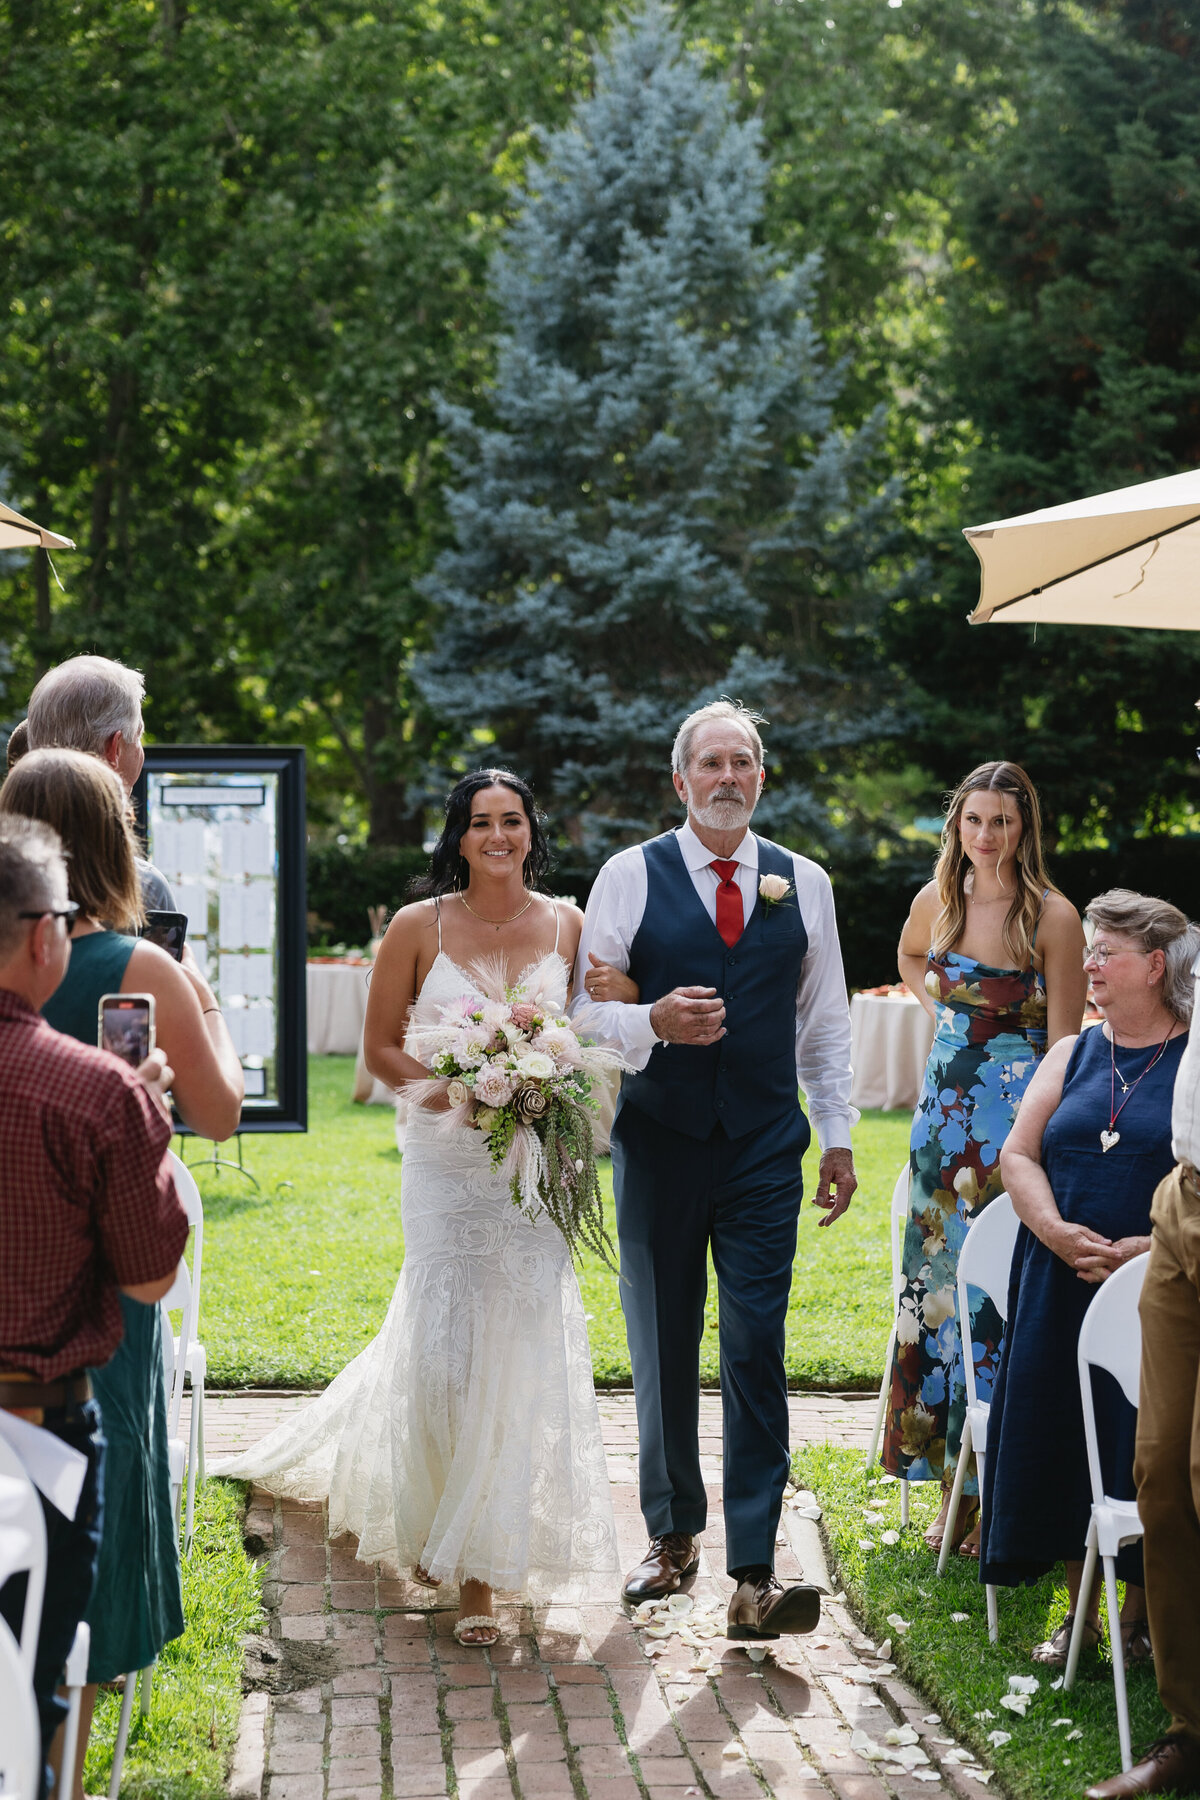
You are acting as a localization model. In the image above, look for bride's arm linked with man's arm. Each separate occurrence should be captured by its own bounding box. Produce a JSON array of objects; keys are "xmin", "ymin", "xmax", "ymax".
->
[{"xmin": 570, "ymin": 844, "xmax": 859, "ymax": 1223}]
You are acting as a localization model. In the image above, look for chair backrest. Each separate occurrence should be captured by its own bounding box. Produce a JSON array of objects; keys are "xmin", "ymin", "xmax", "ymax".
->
[
  {"xmin": 1078, "ymin": 1252, "xmax": 1150, "ymax": 1505},
  {"xmin": 889, "ymin": 1163, "xmax": 910, "ymax": 1298},
  {"xmin": 0, "ymin": 1615, "xmax": 39, "ymax": 1798},
  {"xmin": 161, "ymin": 1154, "xmax": 204, "ymax": 1439},
  {"xmin": 956, "ymin": 1192, "xmax": 1021, "ymax": 1411},
  {"xmin": 0, "ymin": 1438, "xmax": 47, "ymax": 1680}
]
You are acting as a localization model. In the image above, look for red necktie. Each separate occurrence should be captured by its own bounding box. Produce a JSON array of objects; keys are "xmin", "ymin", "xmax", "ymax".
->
[{"xmin": 710, "ymin": 860, "xmax": 743, "ymax": 948}]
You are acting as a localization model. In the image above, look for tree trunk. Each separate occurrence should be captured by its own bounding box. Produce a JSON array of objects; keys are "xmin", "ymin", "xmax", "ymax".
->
[{"xmin": 363, "ymin": 697, "xmax": 425, "ymax": 846}]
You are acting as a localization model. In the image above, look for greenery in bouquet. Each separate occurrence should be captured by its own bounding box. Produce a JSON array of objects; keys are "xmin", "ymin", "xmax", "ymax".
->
[{"xmin": 410, "ymin": 963, "xmax": 623, "ymax": 1269}]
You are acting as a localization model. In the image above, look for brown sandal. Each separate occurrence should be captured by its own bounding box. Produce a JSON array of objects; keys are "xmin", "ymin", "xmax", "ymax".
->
[
  {"xmin": 1120, "ymin": 1620, "xmax": 1153, "ymax": 1664},
  {"xmin": 1031, "ymin": 1615, "xmax": 1100, "ymax": 1666}
]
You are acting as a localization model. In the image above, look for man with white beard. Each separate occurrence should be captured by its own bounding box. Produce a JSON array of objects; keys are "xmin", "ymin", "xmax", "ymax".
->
[{"xmin": 573, "ymin": 700, "xmax": 858, "ymax": 1637}]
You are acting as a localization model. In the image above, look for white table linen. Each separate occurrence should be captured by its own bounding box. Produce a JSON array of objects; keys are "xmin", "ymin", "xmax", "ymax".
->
[{"xmin": 849, "ymin": 992, "xmax": 935, "ymax": 1113}]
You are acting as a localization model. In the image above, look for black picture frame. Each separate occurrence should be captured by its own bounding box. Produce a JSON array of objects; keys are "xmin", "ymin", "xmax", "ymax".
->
[{"xmin": 133, "ymin": 746, "xmax": 308, "ymax": 1134}]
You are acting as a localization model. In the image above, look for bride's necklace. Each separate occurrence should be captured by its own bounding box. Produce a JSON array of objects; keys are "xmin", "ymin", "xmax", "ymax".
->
[
  {"xmin": 458, "ymin": 889, "xmax": 536, "ymax": 930},
  {"xmin": 1102, "ymin": 1025, "xmax": 1176, "ymax": 1151}
]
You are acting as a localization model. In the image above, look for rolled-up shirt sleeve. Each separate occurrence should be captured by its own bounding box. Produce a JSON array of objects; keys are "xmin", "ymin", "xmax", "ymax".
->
[
  {"xmin": 570, "ymin": 850, "xmax": 659, "ymax": 1067},
  {"xmin": 94, "ymin": 1075, "xmax": 190, "ymax": 1286},
  {"xmin": 792, "ymin": 855, "xmax": 859, "ymax": 1152}
]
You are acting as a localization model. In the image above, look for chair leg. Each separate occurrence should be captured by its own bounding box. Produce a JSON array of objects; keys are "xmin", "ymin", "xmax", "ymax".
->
[
  {"xmin": 900, "ymin": 1478, "xmax": 910, "ymax": 1529},
  {"xmin": 140, "ymin": 1662, "xmax": 155, "ymax": 1718},
  {"xmin": 60, "ymin": 1685, "xmax": 84, "ymax": 1800},
  {"xmin": 1102, "ymin": 1555, "xmax": 1133, "ymax": 1772},
  {"xmin": 937, "ymin": 1418, "xmax": 972, "ymax": 1577},
  {"xmin": 108, "ymin": 1674, "xmax": 137, "ymax": 1798},
  {"xmin": 196, "ymin": 1376, "xmax": 206, "ymax": 1484},
  {"xmin": 986, "ymin": 1584, "xmax": 999, "ymax": 1643},
  {"xmin": 1064, "ymin": 1520, "xmax": 1099, "ymax": 1691},
  {"xmin": 866, "ymin": 1326, "xmax": 897, "ymax": 1470},
  {"xmin": 185, "ymin": 1390, "xmax": 201, "ymax": 1556}
]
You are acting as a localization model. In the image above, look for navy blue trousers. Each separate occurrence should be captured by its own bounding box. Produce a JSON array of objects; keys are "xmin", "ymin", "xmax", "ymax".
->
[{"xmin": 611, "ymin": 1101, "xmax": 807, "ymax": 1573}]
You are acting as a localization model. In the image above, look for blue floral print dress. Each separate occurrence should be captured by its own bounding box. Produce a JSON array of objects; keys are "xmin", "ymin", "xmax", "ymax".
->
[{"xmin": 881, "ymin": 948, "xmax": 1047, "ymax": 1491}]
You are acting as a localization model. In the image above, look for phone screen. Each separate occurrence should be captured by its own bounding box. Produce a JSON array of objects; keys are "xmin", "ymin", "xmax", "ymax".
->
[
  {"xmin": 141, "ymin": 910, "xmax": 187, "ymax": 962},
  {"xmin": 98, "ymin": 995, "xmax": 154, "ymax": 1067}
]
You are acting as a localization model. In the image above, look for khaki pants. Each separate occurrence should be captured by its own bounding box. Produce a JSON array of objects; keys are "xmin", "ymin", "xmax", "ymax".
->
[{"xmin": 1134, "ymin": 1163, "xmax": 1200, "ymax": 1741}]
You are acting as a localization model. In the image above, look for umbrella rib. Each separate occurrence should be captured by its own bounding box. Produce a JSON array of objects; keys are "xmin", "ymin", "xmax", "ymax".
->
[
  {"xmin": 982, "ymin": 509, "xmax": 1200, "ymax": 619},
  {"xmin": 2, "ymin": 517, "xmax": 43, "ymax": 542}
]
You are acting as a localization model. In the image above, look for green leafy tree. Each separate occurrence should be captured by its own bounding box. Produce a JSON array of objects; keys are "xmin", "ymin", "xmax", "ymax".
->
[
  {"xmin": 418, "ymin": 1, "xmax": 894, "ymax": 857},
  {"xmin": 887, "ymin": 0, "xmax": 1200, "ymax": 846}
]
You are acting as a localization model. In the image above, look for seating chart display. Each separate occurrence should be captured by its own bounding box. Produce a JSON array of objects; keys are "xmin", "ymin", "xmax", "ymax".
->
[{"xmin": 135, "ymin": 747, "xmax": 307, "ymax": 1133}]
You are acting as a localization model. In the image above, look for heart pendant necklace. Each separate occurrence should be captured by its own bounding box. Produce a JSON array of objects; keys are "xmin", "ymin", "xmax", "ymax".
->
[{"xmin": 1104, "ymin": 1026, "xmax": 1175, "ymax": 1151}]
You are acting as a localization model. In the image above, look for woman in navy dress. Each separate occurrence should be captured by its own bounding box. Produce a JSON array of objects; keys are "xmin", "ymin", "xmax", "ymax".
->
[
  {"xmin": 981, "ymin": 889, "xmax": 1198, "ymax": 1665},
  {"xmin": 884, "ymin": 763, "xmax": 1086, "ymax": 1556}
]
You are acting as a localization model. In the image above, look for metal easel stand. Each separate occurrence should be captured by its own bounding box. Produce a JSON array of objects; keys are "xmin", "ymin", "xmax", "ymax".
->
[{"xmin": 184, "ymin": 1133, "xmax": 261, "ymax": 1192}]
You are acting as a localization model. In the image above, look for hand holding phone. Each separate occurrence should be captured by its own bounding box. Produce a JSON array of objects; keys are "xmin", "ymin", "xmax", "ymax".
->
[{"xmin": 98, "ymin": 993, "xmax": 156, "ymax": 1068}]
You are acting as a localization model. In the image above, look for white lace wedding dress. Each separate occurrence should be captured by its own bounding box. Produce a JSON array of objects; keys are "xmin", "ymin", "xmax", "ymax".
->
[{"xmin": 213, "ymin": 948, "xmax": 618, "ymax": 1598}]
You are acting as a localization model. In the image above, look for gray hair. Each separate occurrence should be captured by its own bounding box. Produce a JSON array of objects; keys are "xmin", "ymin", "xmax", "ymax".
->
[
  {"xmin": 671, "ymin": 700, "xmax": 766, "ymax": 776},
  {"xmin": 1085, "ymin": 887, "xmax": 1200, "ymax": 1024},
  {"xmin": 27, "ymin": 655, "xmax": 145, "ymax": 758},
  {"xmin": 0, "ymin": 815, "xmax": 67, "ymax": 960}
]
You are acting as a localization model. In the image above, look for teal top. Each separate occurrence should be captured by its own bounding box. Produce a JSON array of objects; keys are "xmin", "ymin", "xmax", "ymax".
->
[
  {"xmin": 40, "ymin": 928, "xmax": 185, "ymax": 1681},
  {"xmin": 41, "ymin": 929, "xmax": 138, "ymax": 1045}
]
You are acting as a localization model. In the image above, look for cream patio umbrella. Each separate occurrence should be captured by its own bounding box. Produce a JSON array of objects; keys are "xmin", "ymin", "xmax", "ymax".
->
[
  {"xmin": 0, "ymin": 499, "xmax": 74, "ymax": 553},
  {"xmin": 964, "ymin": 466, "xmax": 1200, "ymax": 630}
]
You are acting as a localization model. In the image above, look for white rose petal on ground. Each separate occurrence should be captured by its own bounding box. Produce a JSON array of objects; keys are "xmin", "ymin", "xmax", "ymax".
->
[
  {"xmin": 973, "ymin": 1710, "xmax": 996, "ymax": 1722},
  {"xmin": 986, "ymin": 1732, "xmax": 1012, "ymax": 1748},
  {"xmin": 880, "ymin": 1530, "xmax": 900, "ymax": 1545},
  {"xmin": 1051, "ymin": 1676, "xmax": 1065, "ymax": 1690},
  {"xmin": 720, "ymin": 1744, "xmax": 746, "ymax": 1760},
  {"xmin": 1008, "ymin": 1675, "xmax": 1039, "ymax": 1695},
  {"xmin": 923, "ymin": 1715, "xmax": 942, "ymax": 1725},
  {"xmin": 863, "ymin": 1511, "xmax": 886, "ymax": 1526},
  {"xmin": 859, "ymin": 1539, "xmax": 876, "ymax": 1551},
  {"xmin": 943, "ymin": 1749, "xmax": 977, "ymax": 1764},
  {"xmin": 951, "ymin": 1612, "xmax": 970, "ymax": 1623},
  {"xmin": 859, "ymin": 1696, "xmax": 885, "ymax": 1709},
  {"xmin": 746, "ymin": 1646, "xmax": 768, "ymax": 1663},
  {"xmin": 885, "ymin": 1727, "xmax": 920, "ymax": 1746},
  {"xmin": 1051, "ymin": 1719, "xmax": 1074, "ymax": 1730},
  {"xmin": 999, "ymin": 1695, "xmax": 1031, "ymax": 1716},
  {"xmin": 887, "ymin": 1613, "xmax": 912, "ymax": 1633},
  {"xmin": 966, "ymin": 1770, "xmax": 995, "ymax": 1784},
  {"xmin": 850, "ymin": 1732, "xmax": 883, "ymax": 1760},
  {"xmin": 1066, "ymin": 1730, "xmax": 1083, "ymax": 1742},
  {"xmin": 876, "ymin": 1639, "xmax": 893, "ymax": 1659},
  {"xmin": 667, "ymin": 1594, "xmax": 694, "ymax": 1615},
  {"xmin": 911, "ymin": 1769, "xmax": 943, "ymax": 1783}
]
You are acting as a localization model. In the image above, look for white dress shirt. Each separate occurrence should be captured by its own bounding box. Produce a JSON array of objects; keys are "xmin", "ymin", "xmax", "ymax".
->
[
  {"xmin": 571, "ymin": 821, "xmax": 859, "ymax": 1152},
  {"xmin": 1171, "ymin": 968, "xmax": 1200, "ymax": 1169}
]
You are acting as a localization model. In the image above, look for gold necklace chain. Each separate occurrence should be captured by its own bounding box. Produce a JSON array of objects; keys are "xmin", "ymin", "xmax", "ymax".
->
[{"xmin": 458, "ymin": 889, "xmax": 537, "ymax": 928}]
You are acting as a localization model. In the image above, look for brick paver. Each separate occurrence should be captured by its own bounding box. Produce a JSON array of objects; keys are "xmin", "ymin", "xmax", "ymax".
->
[{"xmin": 208, "ymin": 1391, "xmax": 984, "ymax": 1800}]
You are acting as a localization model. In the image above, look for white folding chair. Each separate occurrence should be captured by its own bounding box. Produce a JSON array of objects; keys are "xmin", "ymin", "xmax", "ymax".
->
[
  {"xmin": 937, "ymin": 1192, "xmax": 1021, "ymax": 1646},
  {"xmin": 59, "ymin": 1619, "xmax": 91, "ymax": 1800},
  {"xmin": 866, "ymin": 1162, "xmax": 912, "ymax": 1527},
  {"xmin": 1063, "ymin": 1253, "xmax": 1150, "ymax": 1771},
  {"xmin": 0, "ymin": 1437, "xmax": 46, "ymax": 1680},
  {"xmin": 164, "ymin": 1152, "xmax": 206, "ymax": 1554},
  {"xmin": 0, "ymin": 1614, "xmax": 39, "ymax": 1799}
]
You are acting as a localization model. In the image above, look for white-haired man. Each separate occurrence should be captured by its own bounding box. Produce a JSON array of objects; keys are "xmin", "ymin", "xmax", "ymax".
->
[
  {"xmin": 25, "ymin": 653, "xmax": 176, "ymax": 912},
  {"xmin": 573, "ymin": 700, "xmax": 858, "ymax": 1638}
]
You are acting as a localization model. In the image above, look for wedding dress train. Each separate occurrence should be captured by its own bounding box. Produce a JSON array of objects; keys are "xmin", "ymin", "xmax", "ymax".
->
[{"xmin": 213, "ymin": 950, "xmax": 618, "ymax": 1598}]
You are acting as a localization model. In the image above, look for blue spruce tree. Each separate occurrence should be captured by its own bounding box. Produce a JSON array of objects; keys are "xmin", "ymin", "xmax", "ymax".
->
[{"xmin": 417, "ymin": 0, "xmax": 892, "ymax": 857}]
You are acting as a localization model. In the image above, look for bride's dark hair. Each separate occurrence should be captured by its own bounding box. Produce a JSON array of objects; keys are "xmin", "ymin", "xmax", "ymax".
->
[{"xmin": 411, "ymin": 768, "xmax": 552, "ymax": 897}]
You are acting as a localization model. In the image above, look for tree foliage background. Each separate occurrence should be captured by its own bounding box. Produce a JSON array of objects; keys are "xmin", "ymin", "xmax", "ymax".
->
[{"xmin": 4, "ymin": 0, "xmax": 1200, "ymax": 954}]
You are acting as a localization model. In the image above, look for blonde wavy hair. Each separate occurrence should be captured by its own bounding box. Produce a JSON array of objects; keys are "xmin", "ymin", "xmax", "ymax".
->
[{"xmin": 931, "ymin": 761, "xmax": 1058, "ymax": 968}]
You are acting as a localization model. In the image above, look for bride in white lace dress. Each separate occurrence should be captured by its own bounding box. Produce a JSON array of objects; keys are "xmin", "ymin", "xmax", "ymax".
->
[{"xmin": 214, "ymin": 771, "xmax": 631, "ymax": 1644}]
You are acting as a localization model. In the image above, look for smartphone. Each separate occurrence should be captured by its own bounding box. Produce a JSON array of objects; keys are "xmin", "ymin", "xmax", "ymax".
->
[
  {"xmin": 141, "ymin": 909, "xmax": 188, "ymax": 962},
  {"xmin": 98, "ymin": 993, "xmax": 156, "ymax": 1068}
]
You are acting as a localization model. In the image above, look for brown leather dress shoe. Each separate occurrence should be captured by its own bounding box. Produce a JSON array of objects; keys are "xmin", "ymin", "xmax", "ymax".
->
[
  {"xmin": 1085, "ymin": 1734, "xmax": 1200, "ymax": 1799},
  {"xmin": 621, "ymin": 1533, "xmax": 701, "ymax": 1603},
  {"xmin": 727, "ymin": 1572, "xmax": 821, "ymax": 1640}
]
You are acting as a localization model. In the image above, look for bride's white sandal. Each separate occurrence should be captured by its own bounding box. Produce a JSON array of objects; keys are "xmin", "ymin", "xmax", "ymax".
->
[
  {"xmin": 413, "ymin": 1565, "xmax": 441, "ymax": 1589},
  {"xmin": 453, "ymin": 1614, "xmax": 502, "ymax": 1647}
]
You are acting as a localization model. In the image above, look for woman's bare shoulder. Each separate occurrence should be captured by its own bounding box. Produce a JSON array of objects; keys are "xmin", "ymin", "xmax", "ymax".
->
[
  {"xmin": 906, "ymin": 881, "xmax": 941, "ymax": 926},
  {"xmin": 1038, "ymin": 890, "xmax": 1084, "ymax": 939}
]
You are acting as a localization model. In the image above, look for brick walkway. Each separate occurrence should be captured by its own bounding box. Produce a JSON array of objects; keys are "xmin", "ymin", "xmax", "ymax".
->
[{"xmin": 207, "ymin": 1391, "xmax": 979, "ymax": 1800}]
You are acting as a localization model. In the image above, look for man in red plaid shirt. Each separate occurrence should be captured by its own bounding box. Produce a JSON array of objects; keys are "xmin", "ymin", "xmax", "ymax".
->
[{"xmin": 0, "ymin": 815, "xmax": 188, "ymax": 1791}]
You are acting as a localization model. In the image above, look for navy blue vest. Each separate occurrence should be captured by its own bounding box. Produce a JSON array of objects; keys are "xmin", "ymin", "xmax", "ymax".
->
[{"xmin": 620, "ymin": 832, "xmax": 811, "ymax": 1144}]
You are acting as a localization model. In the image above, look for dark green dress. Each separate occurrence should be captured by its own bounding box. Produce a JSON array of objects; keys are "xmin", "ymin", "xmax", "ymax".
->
[{"xmin": 42, "ymin": 931, "xmax": 185, "ymax": 1681}]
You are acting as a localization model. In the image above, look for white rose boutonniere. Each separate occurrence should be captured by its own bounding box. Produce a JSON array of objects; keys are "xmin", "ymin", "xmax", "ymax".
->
[{"xmin": 758, "ymin": 872, "xmax": 793, "ymax": 911}]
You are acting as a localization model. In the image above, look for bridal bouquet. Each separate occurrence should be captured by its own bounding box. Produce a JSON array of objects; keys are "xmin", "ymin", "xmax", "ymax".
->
[{"xmin": 407, "ymin": 955, "xmax": 624, "ymax": 1266}]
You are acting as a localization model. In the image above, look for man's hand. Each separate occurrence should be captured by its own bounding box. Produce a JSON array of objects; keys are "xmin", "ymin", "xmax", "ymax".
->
[
  {"xmin": 649, "ymin": 987, "xmax": 726, "ymax": 1046},
  {"xmin": 136, "ymin": 1047, "xmax": 176, "ymax": 1125},
  {"xmin": 811, "ymin": 1147, "xmax": 857, "ymax": 1226}
]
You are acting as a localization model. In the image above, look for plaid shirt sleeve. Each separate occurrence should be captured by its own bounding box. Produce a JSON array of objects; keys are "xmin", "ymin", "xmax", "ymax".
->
[{"xmin": 92, "ymin": 1075, "xmax": 189, "ymax": 1287}]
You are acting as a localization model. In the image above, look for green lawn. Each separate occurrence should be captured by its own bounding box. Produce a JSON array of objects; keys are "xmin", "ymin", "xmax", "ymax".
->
[
  {"xmin": 191, "ymin": 1057, "xmax": 909, "ymax": 1388},
  {"xmin": 84, "ymin": 1479, "xmax": 262, "ymax": 1799},
  {"xmin": 795, "ymin": 1445, "xmax": 1169, "ymax": 1800}
]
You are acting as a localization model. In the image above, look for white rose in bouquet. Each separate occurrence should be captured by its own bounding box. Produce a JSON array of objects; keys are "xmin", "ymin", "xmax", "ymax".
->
[
  {"xmin": 460, "ymin": 1030, "xmax": 491, "ymax": 1067},
  {"xmin": 474, "ymin": 1065, "xmax": 513, "ymax": 1108},
  {"xmin": 446, "ymin": 1078, "xmax": 470, "ymax": 1109},
  {"xmin": 474, "ymin": 1104, "xmax": 500, "ymax": 1130},
  {"xmin": 515, "ymin": 1051, "xmax": 555, "ymax": 1080}
]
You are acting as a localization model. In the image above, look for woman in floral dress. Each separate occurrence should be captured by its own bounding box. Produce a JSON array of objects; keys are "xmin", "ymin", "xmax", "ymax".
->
[{"xmin": 881, "ymin": 762, "xmax": 1087, "ymax": 1554}]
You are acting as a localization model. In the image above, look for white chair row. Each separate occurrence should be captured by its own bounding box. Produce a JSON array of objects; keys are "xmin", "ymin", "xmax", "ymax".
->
[
  {"xmin": 864, "ymin": 1163, "xmax": 913, "ymax": 1527},
  {"xmin": 0, "ymin": 1434, "xmax": 89, "ymax": 1800},
  {"xmin": 0, "ymin": 1150, "xmax": 207, "ymax": 1800},
  {"xmin": 870, "ymin": 1172, "xmax": 1149, "ymax": 1769}
]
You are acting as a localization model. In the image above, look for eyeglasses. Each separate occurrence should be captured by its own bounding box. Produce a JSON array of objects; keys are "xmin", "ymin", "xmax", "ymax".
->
[
  {"xmin": 18, "ymin": 904, "xmax": 81, "ymax": 936},
  {"xmin": 1083, "ymin": 942, "xmax": 1149, "ymax": 969}
]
